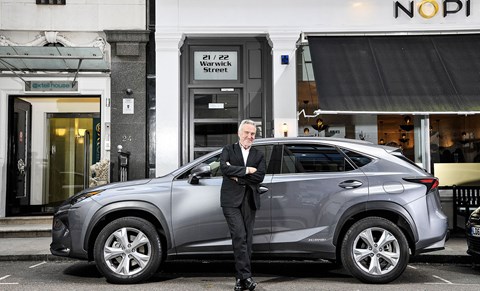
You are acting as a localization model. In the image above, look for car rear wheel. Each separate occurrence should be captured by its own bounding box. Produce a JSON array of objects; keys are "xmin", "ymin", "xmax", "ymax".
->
[
  {"xmin": 341, "ymin": 217, "xmax": 409, "ymax": 284},
  {"xmin": 94, "ymin": 217, "xmax": 162, "ymax": 284}
]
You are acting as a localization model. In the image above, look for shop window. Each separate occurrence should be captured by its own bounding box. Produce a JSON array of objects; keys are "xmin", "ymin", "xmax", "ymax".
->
[
  {"xmin": 430, "ymin": 115, "xmax": 480, "ymax": 164},
  {"xmin": 431, "ymin": 115, "xmax": 480, "ymax": 186}
]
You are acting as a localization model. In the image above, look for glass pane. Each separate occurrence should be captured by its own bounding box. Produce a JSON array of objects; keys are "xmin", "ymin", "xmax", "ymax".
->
[
  {"xmin": 341, "ymin": 149, "xmax": 372, "ymax": 169},
  {"xmin": 194, "ymin": 93, "xmax": 238, "ymax": 118},
  {"xmin": 194, "ymin": 123, "xmax": 238, "ymax": 147},
  {"xmin": 282, "ymin": 144, "xmax": 346, "ymax": 173},
  {"xmin": 47, "ymin": 117, "xmax": 93, "ymax": 204},
  {"xmin": 194, "ymin": 151, "xmax": 214, "ymax": 160}
]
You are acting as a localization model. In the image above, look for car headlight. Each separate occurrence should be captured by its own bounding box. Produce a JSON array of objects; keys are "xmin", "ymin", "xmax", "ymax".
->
[
  {"xmin": 471, "ymin": 207, "xmax": 480, "ymax": 219},
  {"xmin": 70, "ymin": 190, "xmax": 104, "ymax": 205}
]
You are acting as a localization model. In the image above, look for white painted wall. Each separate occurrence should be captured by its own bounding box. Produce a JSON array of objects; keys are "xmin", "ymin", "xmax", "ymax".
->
[
  {"xmin": 157, "ymin": 0, "xmax": 480, "ymax": 32},
  {"xmin": 0, "ymin": 0, "xmax": 146, "ymax": 31}
]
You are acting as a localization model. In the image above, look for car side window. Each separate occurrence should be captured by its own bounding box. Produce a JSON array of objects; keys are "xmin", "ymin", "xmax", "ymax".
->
[
  {"xmin": 341, "ymin": 148, "xmax": 372, "ymax": 168},
  {"xmin": 176, "ymin": 144, "xmax": 276, "ymax": 180},
  {"xmin": 253, "ymin": 144, "xmax": 275, "ymax": 174},
  {"xmin": 281, "ymin": 144, "xmax": 353, "ymax": 173}
]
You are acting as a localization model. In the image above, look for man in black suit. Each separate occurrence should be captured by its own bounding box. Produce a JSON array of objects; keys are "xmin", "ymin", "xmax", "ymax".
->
[{"xmin": 220, "ymin": 119, "xmax": 266, "ymax": 291}]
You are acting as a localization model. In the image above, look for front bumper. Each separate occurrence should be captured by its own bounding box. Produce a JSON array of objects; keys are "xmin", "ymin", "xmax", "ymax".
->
[
  {"xmin": 50, "ymin": 209, "xmax": 72, "ymax": 257},
  {"xmin": 466, "ymin": 220, "xmax": 480, "ymax": 257},
  {"xmin": 50, "ymin": 205, "xmax": 89, "ymax": 260}
]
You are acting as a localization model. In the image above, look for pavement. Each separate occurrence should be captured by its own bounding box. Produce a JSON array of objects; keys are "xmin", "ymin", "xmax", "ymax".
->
[{"xmin": 0, "ymin": 232, "xmax": 475, "ymax": 264}]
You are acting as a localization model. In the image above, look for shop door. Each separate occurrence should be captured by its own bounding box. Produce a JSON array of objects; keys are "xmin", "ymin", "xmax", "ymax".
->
[
  {"xmin": 7, "ymin": 98, "xmax": 32, "ymax": 213},
  {"xmin": 190, "ymin": 88, "xmax": 242, "ymax": 161}
]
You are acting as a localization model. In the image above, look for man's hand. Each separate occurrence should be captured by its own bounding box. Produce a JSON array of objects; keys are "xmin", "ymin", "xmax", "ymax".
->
[{"xmin": 246, "ymin": 167, "xmax": 257, "ymax": 174}]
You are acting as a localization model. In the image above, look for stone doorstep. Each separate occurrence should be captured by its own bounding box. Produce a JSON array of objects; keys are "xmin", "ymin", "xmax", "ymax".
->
[
  {"xmin": 0, "ymin": 217, "xmax": 52, "ymax": 238},
  {"xmin": 0, "ymin": 227, "xmax": 51, "ymax": 238},
  {"xmin": 0, "ymin": 216, "xmax": 53, "ymax": 225},
  {"xmin": 0, "ymin": 229, "xmax": 51, "ymax": 238}
]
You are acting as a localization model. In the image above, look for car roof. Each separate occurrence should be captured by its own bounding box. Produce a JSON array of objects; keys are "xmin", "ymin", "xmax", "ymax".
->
[
  {"xmin": 253, "ymin": 137, "xmax": 400, "ymax": 152},
  {"xmin": 168, "ymin": 137, "xmax": 402, "ymax": 177}
]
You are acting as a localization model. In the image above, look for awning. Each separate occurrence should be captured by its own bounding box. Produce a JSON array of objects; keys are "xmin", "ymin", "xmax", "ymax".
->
[
  {"xmin": 308, "ymin": 34, "xmax": 480, "ymax": 114},
  {"xmin": 0, "ymin": 46, "xmax": 109, "ymax": 73}
]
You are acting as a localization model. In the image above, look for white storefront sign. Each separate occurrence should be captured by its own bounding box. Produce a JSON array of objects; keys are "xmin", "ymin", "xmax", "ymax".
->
[{"xmin": 194, "ymin": 51, "xmax": 237, "ymax": 80}]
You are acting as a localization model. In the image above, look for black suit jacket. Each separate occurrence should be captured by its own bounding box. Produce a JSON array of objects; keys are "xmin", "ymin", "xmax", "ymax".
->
[{"xmin": 219, "ymin": 143, "xmax": 266, "ymax": 209}]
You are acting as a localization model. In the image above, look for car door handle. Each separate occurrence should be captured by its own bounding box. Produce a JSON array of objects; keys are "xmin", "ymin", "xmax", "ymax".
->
[
  {"xmin": 338, "ymin": 180, "xmax": 363, "ymax": 189},
  {"xmin": 258, "ymin": 185, "xmax": 269, "ymax": 194}
]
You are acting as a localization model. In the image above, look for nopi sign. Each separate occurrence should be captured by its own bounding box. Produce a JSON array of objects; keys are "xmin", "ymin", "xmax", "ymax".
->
[{"xmin": 394, "ymin": 0, "xmax": 471, "ymax": 18}]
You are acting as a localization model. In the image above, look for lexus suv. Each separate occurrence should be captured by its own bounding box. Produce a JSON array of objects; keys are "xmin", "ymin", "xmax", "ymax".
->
[{"xmin": 51, "ymin": 137, "xmax": 448, "ymax": 284}]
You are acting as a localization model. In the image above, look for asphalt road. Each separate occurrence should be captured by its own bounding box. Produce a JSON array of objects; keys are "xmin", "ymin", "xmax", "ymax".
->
[{"xmin": 0, "ymin": 260, "xmax": 479, "ymax": 290}]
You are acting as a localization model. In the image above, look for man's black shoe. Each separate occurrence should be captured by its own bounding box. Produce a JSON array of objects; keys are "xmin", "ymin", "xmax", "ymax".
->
[
  {"xmin": 234, "ymin": 278, "xmax": 243, "ymax": 291},
  {"xmin": 243, "ymin": 277, "xmax": 257, "ymax": 291}
]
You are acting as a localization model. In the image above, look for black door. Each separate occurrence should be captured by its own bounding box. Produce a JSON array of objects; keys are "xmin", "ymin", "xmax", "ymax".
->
[
  {"xmin": 189, "ymin": 88, "xmax": 242, "ymax": 161},
  {"xmin": 7, "ymin": 98, "xmax": 32, "ymax": 215}
]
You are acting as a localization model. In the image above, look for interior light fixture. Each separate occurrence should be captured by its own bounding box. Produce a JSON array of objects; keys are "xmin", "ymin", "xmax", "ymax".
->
[
  {"xmin": 55, "ymin": 128, "xmax": 66, "ymax": 136},
  {"xmin": 77, "ymin": 128, "xmax": 86, "ymax": 137},
  {"xmin": 282, "ymin": 123, "xmax": 288, "ymax": 137}
]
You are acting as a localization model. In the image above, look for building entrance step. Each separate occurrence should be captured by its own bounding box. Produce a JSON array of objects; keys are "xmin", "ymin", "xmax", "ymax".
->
[{"xmin": 0, "ymin": 216, "xmax": 52, "ymax": 238}]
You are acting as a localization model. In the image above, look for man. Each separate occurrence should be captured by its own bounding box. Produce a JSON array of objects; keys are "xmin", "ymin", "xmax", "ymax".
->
[{"xmin": 220, "ymin": 119, "xmax": 266, "ymax": 291}]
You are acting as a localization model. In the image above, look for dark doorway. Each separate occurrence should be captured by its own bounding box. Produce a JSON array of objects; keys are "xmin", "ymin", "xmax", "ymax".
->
[{"xmin": 7, "ymin": 98, "xmax": 32, "ymax": 216}]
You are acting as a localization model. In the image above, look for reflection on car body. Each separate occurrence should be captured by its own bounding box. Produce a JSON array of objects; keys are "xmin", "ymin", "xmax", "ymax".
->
[{"xmin": 50, "ymin": 137, "xmax": 448, "ymax": 284}]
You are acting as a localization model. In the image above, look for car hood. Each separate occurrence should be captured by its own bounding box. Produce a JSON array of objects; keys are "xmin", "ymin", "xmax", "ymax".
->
[
  {"xmin": 92, "ymin": 178, "xmax": 153, "ymax": 191},
  {"xmin": 64, "ymin": 177, "xmax": 168, "ymax": 206}
]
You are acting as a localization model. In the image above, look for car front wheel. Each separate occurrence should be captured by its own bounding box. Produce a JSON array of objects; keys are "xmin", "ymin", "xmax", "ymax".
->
[
  {"xmin": 94, "ymin": 217, "xmax": 162, "ymax": 284},
  {"xmin": 341, "ymin": 217, "xmax": 409, "ymax": 284}
]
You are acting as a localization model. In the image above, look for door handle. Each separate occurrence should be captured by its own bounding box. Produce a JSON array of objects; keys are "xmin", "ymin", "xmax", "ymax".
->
[
  {"xmin": 258, "ymin": 185, "xmax": 269, "ymax": 194},
  {"xmin": 339, "ymin": 180, "xmax": 363, "ymax": 189},
  {"xmin": 17, "ymin": 159, "xmax": 25, "ymax": 175}
]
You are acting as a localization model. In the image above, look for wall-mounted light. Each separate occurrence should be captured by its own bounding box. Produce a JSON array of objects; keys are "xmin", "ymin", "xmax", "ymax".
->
[
  {"xmin": 77, "ymin": 128, "xmax": 87, "ymax": 137},
  {"xmin": 282, "ymin": 123, "xmax": 288, "ymax": 137},
  {"xmin": 55, "ymin": 128, "xmax": 66, "ymax": 136}
]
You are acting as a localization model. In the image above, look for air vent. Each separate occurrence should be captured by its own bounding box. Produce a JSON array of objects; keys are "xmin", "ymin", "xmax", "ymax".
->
[{"xmin": 36, "ymin": 0, "xmax": 66, "ymax": 5}]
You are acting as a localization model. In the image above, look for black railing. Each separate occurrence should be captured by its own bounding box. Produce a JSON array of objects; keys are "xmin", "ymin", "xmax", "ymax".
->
[{"xmin": 452, "ymin": 185, "xmax": 480, "ymax": 231}]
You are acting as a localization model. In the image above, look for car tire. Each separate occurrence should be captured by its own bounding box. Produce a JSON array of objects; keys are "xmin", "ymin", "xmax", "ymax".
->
[
  {"xmin": 340, "ymin": 217, "xmax": 409, "ymax": 284},
  {"xmin": 94, "ymin": 217, "xmax": 162, "ymax": 284}
]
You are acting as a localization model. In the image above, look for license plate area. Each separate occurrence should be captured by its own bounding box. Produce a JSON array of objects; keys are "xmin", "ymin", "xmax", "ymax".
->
[{"xmin": 471, "ymin": 226, "xmax": 480, "ymax": 237}]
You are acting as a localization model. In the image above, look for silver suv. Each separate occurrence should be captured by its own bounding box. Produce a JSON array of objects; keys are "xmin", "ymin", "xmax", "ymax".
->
[{"xmin": 50, "ymin": 137, "xmax": 448, "ymax": 284}]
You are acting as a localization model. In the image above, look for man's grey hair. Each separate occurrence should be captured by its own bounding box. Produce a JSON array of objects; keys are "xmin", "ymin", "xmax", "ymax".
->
[{"xmin": 238, "ymin": 119, "xmax": 257, "ymax": 132}]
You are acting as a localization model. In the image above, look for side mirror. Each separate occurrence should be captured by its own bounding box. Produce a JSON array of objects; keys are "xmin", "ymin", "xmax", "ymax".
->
[
  {"xmin": 188, "ymin": 163, "xmax": 211, "ymax": 185},
  {"xmin": 258, "ymin": 184, "xmax": 269, "ymax": 194}
]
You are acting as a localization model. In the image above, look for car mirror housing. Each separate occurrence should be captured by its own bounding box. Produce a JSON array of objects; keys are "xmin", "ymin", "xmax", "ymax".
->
[{"xmin": 188, "ymin": 163, "xmax": 211, "ymax": 185}]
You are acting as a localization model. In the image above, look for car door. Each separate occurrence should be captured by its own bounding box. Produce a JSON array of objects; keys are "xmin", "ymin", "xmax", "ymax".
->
[
  {"xmin": 269, "ymin": 142, "xmax": 369, "ymax": 254},
  {"xmin": 170, "ymin": 144, "xmax": 274, "ymax": 255}
]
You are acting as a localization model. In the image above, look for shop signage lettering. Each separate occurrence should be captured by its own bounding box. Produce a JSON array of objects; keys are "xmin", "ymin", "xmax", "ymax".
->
[
  {"xmin": 25, "ymin": 81, "xmax": 78, "ymax": 91},
  {"xmin": 194, "ymin": 51, "xmax": 237, "ymax": 80},
  {"xmin": 394, "ymin": 0, "xmax": 470, "ymax": 18}
]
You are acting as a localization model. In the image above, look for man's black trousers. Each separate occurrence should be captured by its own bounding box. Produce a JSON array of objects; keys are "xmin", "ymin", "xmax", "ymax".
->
[{"xmin": 222, "ymin": 190, "xmax": 256, "ymax": 280}]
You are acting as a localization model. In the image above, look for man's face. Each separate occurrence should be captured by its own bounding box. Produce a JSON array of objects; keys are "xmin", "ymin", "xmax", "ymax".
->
[{"xmin": 238, "ymin": 123, "xmax": 256, "ymax": 148}]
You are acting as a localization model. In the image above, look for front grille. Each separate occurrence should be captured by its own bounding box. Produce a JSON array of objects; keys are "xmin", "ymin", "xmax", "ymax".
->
[{"xmin": 467, "ymin": 236, "xmax": 480, "ymax": 254}]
